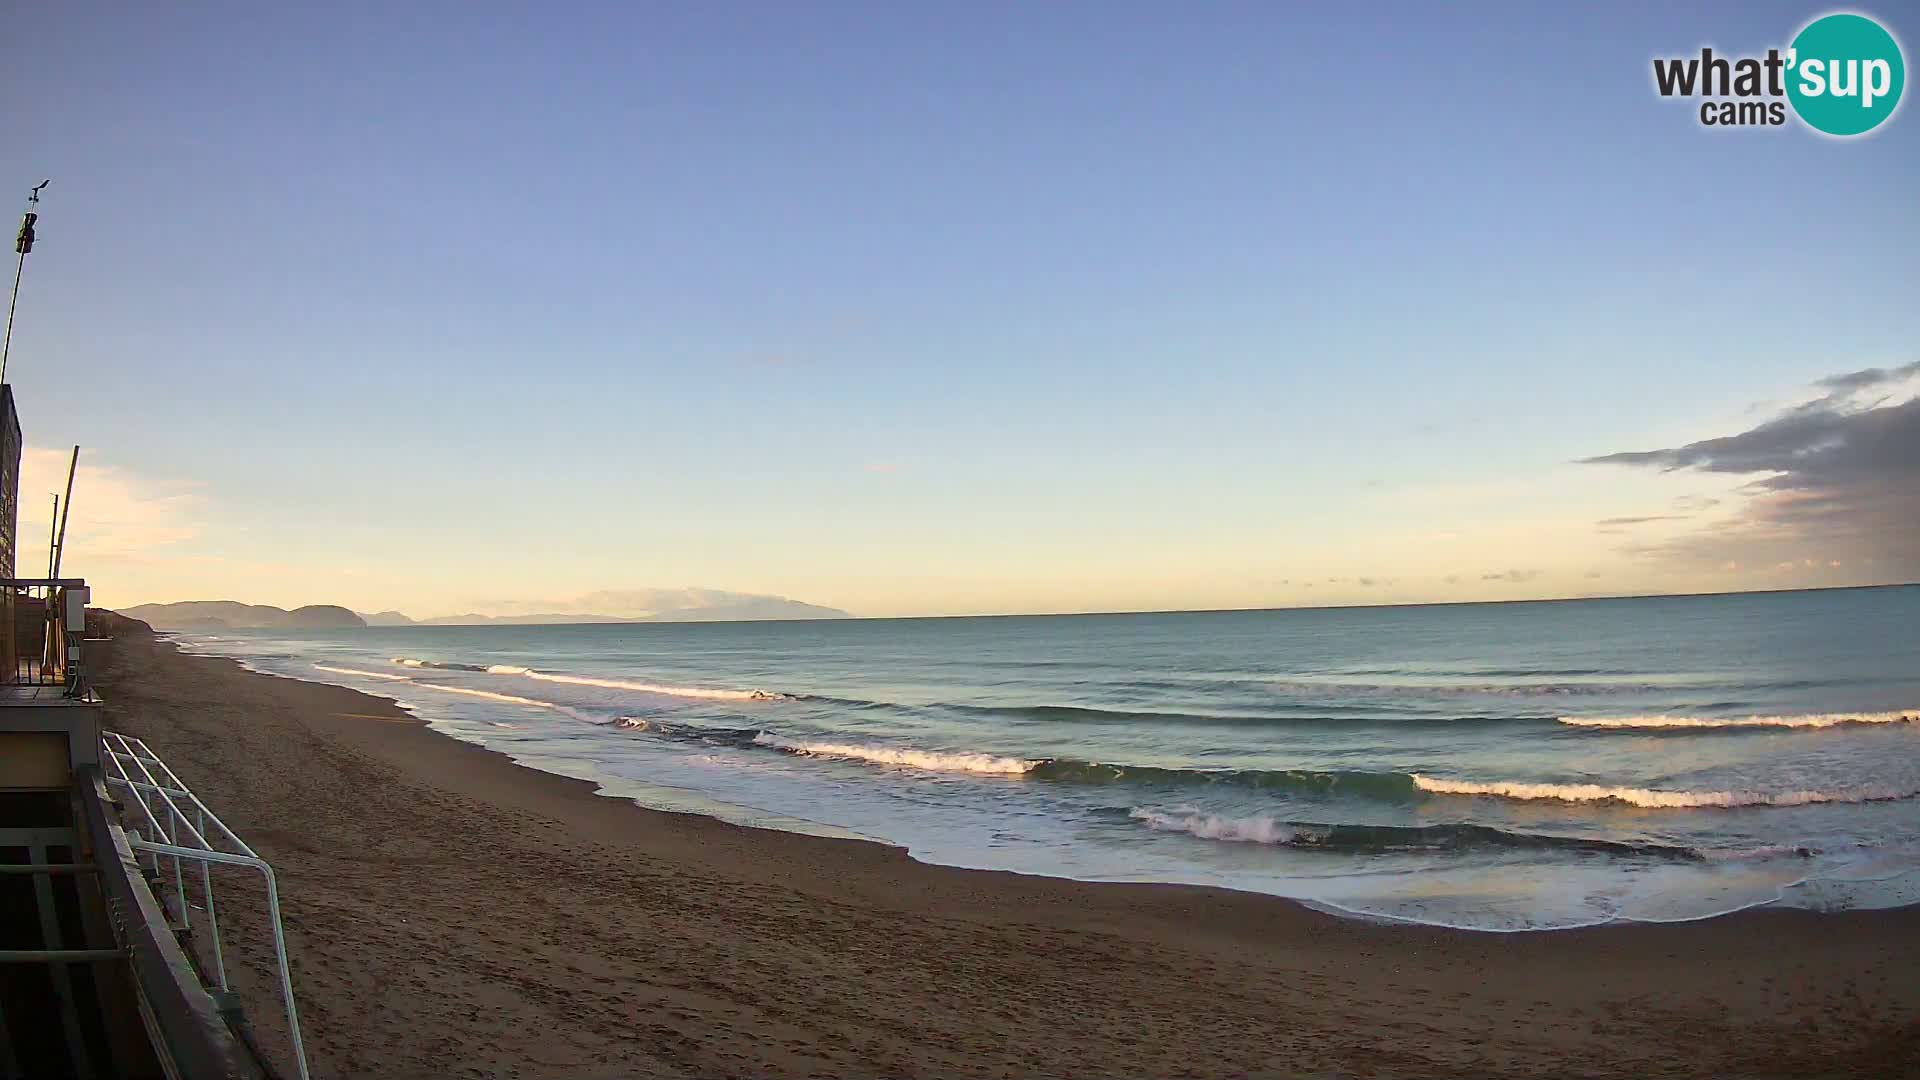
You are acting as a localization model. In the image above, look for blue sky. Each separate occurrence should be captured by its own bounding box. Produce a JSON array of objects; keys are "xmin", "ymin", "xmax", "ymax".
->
[{"xmin": 3, "ymin": 2, "xmax": 1915, "ymax": 617}]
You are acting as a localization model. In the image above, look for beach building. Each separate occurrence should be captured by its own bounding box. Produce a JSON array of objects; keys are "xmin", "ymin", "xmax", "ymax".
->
[{"xmin": 0, "ymin": 380, "xmax": 303, "ymax": 1078}]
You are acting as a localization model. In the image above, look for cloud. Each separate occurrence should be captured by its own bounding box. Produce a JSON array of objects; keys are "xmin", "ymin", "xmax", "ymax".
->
[
  {"xmin": 17, "ymin": 448, "xmax": 202, "ymax": 567},
  {"xmin": 1671, "ymin": 495, "xmax": 1719, "ymax": 513},
  {"xmin": 1596, "ymin": 515, "xmax": 1681, "ymax": 528},
  {"xmin": 1480, "ymin": 569, "xmax": 1540, "ymax": 583},
  {"xmin": 1581, "ymin": 362, "xmax": 1920, "ymax": 580}
]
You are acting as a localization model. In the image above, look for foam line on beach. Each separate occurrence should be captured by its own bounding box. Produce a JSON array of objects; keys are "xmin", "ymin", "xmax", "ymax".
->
[{"xmin": 1558, "ymin": 710, "xmax": 1918, "ymax": 730}]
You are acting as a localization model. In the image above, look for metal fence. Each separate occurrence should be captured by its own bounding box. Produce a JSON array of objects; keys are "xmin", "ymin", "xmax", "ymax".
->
[{"xmin": 100, "ymin": 730, "xmax": 310, "ymax": 1080}]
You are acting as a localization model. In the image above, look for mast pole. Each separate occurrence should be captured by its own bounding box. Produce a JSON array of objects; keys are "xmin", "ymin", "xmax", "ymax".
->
[
  {"xmin": 52, "ymin": 446, "xmax": 76, "ymax": 580},
  {"xmin": 1, "ymin": 181, "xmax": 49, "ymax": 386}
]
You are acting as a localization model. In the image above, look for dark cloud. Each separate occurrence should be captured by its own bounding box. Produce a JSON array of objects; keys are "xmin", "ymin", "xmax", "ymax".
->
[
  {"xmin": 1580, "ymin": 395, "xmax": 1920, "ymax": 477},
  {"xmin": 1481, "ymin": 569, "xmax": 1540, "ymax": 583},
  {"xmin": 1581, "ymin": 363, "xmax": 1920, "ymax": 580},
  {"xmin": 1815, "ymin": 360, "xmax": 1920, "ymax": 394}
]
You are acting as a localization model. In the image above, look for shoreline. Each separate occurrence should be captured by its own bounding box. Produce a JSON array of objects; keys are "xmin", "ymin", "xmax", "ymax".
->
[
  {"xmin": 93, "ymin": 632, "xmax": 1920, "ymax": 1079},
  {"xmin": 195, "ymin": 635, "xmax": 1917, "ymax": 937}
]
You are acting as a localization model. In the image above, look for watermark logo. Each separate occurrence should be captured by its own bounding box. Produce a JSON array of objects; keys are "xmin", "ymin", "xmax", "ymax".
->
[{"xmin": 1653, "ymin": 11, "xmax": 1905, "ymax": 136}]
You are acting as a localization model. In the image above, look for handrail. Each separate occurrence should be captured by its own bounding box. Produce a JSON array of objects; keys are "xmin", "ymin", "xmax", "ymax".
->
[
  {"xmin": 77, "ymin": 770, "xmax": 268, "ymax": 1080},
  {"xmin": 101, "ymin": 731, "xmax": 310, "ymax": 1080}
]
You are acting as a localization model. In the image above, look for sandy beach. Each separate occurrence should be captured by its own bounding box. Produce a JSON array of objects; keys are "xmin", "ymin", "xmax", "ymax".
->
[{"xmin": 88, "ymin": 629, "xmax": 1919, "ymax": 1080}]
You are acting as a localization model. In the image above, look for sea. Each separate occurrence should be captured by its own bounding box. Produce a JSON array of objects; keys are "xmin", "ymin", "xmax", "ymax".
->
[{"xmin": 172, "ymin": 586, "xmax": 1920, "ymax": 931}]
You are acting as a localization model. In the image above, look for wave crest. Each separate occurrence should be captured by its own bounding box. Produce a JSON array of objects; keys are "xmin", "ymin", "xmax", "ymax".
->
[
  {"xmin": 522, "ymin": 670, "xmax": 784, "ymax": 701},
  {"xmin": 388, "ymin": 657, "xmax": 784, "ymax": 701},
  {"xmin": 1560, "ymin": 710, "xmax": 1917, "ymax": 731},
  {"xmin": 1128, "ymin": 808, "xmax": 1710, "ymax": 857},
  {"xmin": 392, "ymin": 657, "xmax": 490, "ymax": 672},
  {"xmin": 751, "ymin": 733, "xmax": 1036, "ymax": 774},
  {"xmin": 1410, "ymin": 774, "xmax": 1916, "ymax": 808}
]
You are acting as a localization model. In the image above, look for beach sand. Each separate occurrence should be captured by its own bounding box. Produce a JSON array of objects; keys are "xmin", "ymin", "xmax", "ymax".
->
[{"xmin": 90, "ymin": 632, "xmax": 1919, "ymax": 1079}]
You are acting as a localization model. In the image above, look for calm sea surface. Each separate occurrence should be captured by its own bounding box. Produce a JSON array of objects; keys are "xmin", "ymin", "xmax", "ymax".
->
[{"xmin": 178, "ymin": 586, "xmax": 1920, "ymax": 929}]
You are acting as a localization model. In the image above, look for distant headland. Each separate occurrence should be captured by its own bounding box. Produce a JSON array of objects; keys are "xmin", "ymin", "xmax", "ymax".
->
[{"xmin": 119, "ymin": 592, "xmax": 852, "ymax": 630}]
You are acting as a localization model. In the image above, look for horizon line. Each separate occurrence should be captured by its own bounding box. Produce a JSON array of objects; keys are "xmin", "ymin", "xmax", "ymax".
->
[{"xmin": 116, "ymin": 580, "xmax": 1917, "ymax": 628}]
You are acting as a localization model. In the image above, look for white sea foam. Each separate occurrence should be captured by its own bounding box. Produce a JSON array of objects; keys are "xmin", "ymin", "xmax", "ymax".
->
[
  {"xmin": 1698, "ymin": 844, "xmax": 1817, "ymax": 862},
  {"xmin": 408, "ymin": 681, "xmax": 572, "ymax": 712},
  {"xmin": 1411, "ymin": 774, "xmax": 1913, "ymax": 808},
  {"xmin": 314, "ymin": 664, "xmax": 413, "ymax": 682},
  {"xmin": 1559, "ymin": 710, "xmax": 1917, "ymax": 730},
  {"xmin": 752, "ymin": 732, "xmax": 1035, "ymax": 774},
  {"xmin": 520, "ymin": 670, "xmax": 782, "ymax": 701},
  {"xmin": 1129, "ymin": 807, "xmax": 1299, "ymax": 844},
  {"xmin": 388, "ymin": 656, "xmax": 780, "ymax": 699}
]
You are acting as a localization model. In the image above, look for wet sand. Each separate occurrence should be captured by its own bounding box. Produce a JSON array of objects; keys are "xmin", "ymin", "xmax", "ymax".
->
[{"xmin": 91, "ymin": 631, "xmax": 1920, "ymax": 1079}]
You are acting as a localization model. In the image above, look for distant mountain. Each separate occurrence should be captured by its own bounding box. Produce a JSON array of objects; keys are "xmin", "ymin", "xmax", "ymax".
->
[
  {"xmin": 287, "ymin": 605, "xmax": 365, "ymax": 628},
  {"xmin": 635, "ymin": 599, "xmax": 849, "ymax": 623},
  {"xmin": 119, "ymin": 601, "xmax": 367, "ymax": 631},
  {"xmin": 122, "ymin": 591, "xmax": 849, "ymax": 631},
  {"xmin": 414, "ymin": 613, "xmax": 636, "ymax": 625}
]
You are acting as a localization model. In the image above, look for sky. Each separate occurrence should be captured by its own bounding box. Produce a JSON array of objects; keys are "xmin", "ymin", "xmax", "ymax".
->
[{"xmin": 2, "ymin": 2, "xmax": 1915, "ymax": 619}]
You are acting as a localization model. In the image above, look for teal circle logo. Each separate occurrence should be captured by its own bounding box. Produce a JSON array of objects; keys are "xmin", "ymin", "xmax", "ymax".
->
[{"xmin": 1787, "ymin": 13, "xmax": 1905, "ymax": 136}]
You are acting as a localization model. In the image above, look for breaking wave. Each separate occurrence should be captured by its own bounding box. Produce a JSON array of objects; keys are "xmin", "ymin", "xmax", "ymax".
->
[
  {"xmin": 521, "ymin": 670, "xmax": 786, "ymax": 701},
  {"xmin": 406, "ymin": 681, "xmax": 575, "ymax": 712},
  {"xmin": 947, "ymin": 702, "xmax": 1544, "ymax": 728},
  {"xmin": 597, "ymin": 717, "xmax": 1920, "ymax": 810},
  {"xmin": 316, "ymin": 663, "xmax": 579, "ymax": 714},
  {"xmin": 1559, "ymin": 710, "xmax": 1918, "ymax": 731},
  {"xmin": 1409, "ymin": 774, "xmax": 1917, "ymax": 808},
  {"xmin": 393, "ymin": 657, "xmax": 491, "ymax": 672},
  {"xmin": 386, "ymin": 657, "xmax": 783, "ymax": 701},
  {"xmin": 1126, "ymin": 808, "xmax": 1710, "ymax": 858},
  {"xmin": 751, "ymin": 732, "xmax": 1036, "ymax": 774}
]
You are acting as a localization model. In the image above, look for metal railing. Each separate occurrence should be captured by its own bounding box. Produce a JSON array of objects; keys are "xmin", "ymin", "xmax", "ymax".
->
[
  {"xmin": 101, "ymin": 730, "xmax": 310, "ymax": 1080},
  {"xmin": 1, "ymin": 576, "xmax": 87, "ymax": 690}
]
